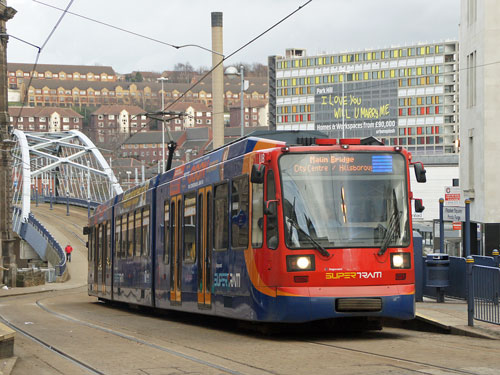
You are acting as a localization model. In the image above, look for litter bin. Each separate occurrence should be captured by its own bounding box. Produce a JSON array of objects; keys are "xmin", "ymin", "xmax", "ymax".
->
[{"xmin": 425, "ymin": 253, "xmax": 450, "ymax": 302}]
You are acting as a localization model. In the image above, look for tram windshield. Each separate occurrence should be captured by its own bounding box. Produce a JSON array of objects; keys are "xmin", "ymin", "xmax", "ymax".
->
[{"xmin": 279, "ymin": 152, "xmax": 410, "ymax": 249}]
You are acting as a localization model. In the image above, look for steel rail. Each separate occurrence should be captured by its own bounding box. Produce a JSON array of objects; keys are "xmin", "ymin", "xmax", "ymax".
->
[{"xmin": 0, "ymin": 314, "xmax": 105, "ymax": 375}]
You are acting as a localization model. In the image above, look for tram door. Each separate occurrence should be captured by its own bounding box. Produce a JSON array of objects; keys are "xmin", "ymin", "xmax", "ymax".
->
[
  {"xmin": 102, "ymin": 221, "xmax": 111, "ymax": 296},
  {"xmin": 100, "ymin": 222, "xmax": 107, "ymax": 294},
  {"xmin": 197, "ymin": 187, "xmax": 212, "ymax": 307},
  {"xmin": 170, "ymin": 195, "xmax": 182, "ymax": 303},
  {"xmin": 94, "ymin": 225, "xmax": 100, "ymax": 286}
]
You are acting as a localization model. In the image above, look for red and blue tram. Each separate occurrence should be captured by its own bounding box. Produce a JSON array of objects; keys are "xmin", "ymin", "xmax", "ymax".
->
[{"xmin": 86, "ymin": 136, "xmax": 426, "ymax": 323}]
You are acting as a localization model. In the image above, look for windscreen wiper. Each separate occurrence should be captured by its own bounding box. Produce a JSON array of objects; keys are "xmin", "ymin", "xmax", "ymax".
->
[
  {"xmin": 286, "ymin": 217, "xmax": 331, "ymax": 258},
  {"xmin": 378, "ymin": 190, "xmax": 400, "ymax": 256}
]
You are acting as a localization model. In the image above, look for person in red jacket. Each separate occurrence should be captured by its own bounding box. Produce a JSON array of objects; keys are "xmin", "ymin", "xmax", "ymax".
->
[{"xmin": 64, "ymin": 244, "xmax": 73, "ymax": 262}]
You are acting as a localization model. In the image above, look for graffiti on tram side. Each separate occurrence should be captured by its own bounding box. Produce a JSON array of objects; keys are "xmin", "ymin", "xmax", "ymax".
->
[{"xmin": 214, "ymin": 272, "xmax": 241, "ymax": 288}]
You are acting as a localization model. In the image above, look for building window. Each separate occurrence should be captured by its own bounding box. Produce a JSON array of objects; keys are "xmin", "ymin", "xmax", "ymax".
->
[{"xmin": 467, "ymin": 51, "xmax": 477, "ymax": 108}]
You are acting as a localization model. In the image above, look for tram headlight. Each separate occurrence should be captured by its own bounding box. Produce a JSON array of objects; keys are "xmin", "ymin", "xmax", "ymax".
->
[
  {"xmin": 286, "ymin": 255, "xmax": 315, "ymax": 272},
  {"xmin": 391, "ymin": 253, "xmax": 411, "ymax": 269}
]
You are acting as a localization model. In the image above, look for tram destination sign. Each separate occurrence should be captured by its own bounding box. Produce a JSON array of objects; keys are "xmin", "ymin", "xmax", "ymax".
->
[
  {"xmin": 286, "ymin": 153, "xmax": 401, "ymax": 177},
  {"xmin": 314, "ymin": 79, "xmax": 398, "ymax": 138}
]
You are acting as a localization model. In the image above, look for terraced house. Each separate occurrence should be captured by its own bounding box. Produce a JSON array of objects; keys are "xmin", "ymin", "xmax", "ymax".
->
[
  {"xmin": 8, "ymin": 107, "xmax": 83, "ymax": 132},
  {"xmin": 10, "ymin": 65, "xmax": 268, "ymax": 112},
  {"xmin": 7, "ymin": 63, "xmax": 116, "ymax": 88},
  {"xmin": 88, "ymin": 105, "xmax": 149, "ymax": 145}
]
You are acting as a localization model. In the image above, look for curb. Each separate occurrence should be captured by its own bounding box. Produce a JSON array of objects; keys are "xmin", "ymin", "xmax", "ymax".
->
[
  {"xmin": 0, "ymin": 357, "xmax": 17, "ymax": 375},
  {"xmin": 415, "ymin": 313, "xmax": 499, "ymax": 340}
]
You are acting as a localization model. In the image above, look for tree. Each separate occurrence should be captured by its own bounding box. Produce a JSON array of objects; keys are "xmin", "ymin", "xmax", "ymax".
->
[
  {"xmin": 170, "ymin": 62, "xmax": 196, "ymax": 83},
  {"xmin": 134, "ymin": 72, "xmax": 143, "ymax": 82}
]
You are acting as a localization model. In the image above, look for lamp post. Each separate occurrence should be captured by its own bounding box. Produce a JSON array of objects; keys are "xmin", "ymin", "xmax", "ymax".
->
[
  {"xmin": 126, "ymin": 171, "xmax": 131, "ymax": 190},
  {"xmin": 157, "ymin": 77, "xmax": 168, "ymax": 173},
  {"xmin": 87, "ymin": 161, "xmax": 91, "ymax": 218},
  {"xmin": 224, "ymin": 65, "xmax": 246, "ymax": 138}
]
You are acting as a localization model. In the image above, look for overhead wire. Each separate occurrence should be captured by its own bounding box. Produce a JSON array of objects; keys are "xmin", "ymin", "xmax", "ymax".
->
[
  {"xmin": 164, "ymin": 0, "xmax": 313, "ymax": 111},
  {"xmin": 32, "ymin": 0, "xmax": 224, "ymax": 56},
  {"xmin": 14, "ymin": 0, "xmax": 75, "ymax": 127}
]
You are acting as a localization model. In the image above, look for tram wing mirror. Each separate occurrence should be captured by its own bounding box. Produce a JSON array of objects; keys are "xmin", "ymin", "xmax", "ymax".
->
[
  {"xmin": 251, "ymin": 164, "xmax": 266, "ymax": 184},
  {"xmin": 413, "ymin": 162, "xmax": 427, "ymax": 183},
  {"xmin": 83, "ymin": 226, "xmax": 89, "ymax": 235},
  {"xmin": 264, "ymin": 200, "xmax": 278, "ymax": 215},
  {"xmin": 414, "ymin": 198, "xmax": 425, "ymax": 213}
]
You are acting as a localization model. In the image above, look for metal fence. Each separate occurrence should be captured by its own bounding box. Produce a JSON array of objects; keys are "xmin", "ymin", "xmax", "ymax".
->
[{"xmin": 472, "ymin": 265, "xmax": 500, "ymax": 325}]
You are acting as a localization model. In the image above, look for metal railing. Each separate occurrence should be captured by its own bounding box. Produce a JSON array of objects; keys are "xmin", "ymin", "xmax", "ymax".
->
[
  {"xmin": 13, "ymin": 207, "xmax": 66, "ymax": 276},
  {"xmin": 472, "ymin": 265, "xmax": 500, "ymax": 325},
  {"xmin": 27, "ymin": 213, "xmax": 66, "ymax": 276}
]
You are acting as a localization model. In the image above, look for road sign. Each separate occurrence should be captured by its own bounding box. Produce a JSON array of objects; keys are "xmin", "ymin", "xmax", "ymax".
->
[
  {"xmin": 443, "ymin": 206, "xmax": 466, "ymax": 221},
  {"xmin": 444, "ymin": 186, "xmax": 464, "ymax": 207}
]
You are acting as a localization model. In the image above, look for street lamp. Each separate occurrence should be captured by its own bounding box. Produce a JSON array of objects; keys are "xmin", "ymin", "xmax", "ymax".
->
[
  {"xmin": 126, "ymin": 171, "xmax": 131, "ymax": 189},
  {"xmin": 157, "ymin": 76, "xmax": 169, "ymax": 173},
  {"xmin": 224, "ymin": 65, "xmax": 247, "ymax": 138}
]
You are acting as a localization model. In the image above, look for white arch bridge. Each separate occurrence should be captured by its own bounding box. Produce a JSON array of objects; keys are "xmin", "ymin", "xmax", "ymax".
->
[{"xmin": 11, "ymin": 130, "xmax": 123, "ymax": 276}]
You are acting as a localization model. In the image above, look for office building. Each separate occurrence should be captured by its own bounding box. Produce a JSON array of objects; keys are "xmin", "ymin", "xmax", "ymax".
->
[{"xmin": 269, "ymin": 41, "xmax": 459, "ymax": 156}]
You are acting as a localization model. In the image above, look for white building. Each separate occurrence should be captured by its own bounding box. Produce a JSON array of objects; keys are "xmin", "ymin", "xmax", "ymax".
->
[{"xmin": 459, "ymin": 0, "xmax": 500, "ymax": 254}]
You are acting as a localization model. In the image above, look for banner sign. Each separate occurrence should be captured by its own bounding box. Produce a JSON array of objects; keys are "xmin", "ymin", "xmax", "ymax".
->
[{"xmin": 314, "ymin": 79, "xmax": 398, "ymax": 138}]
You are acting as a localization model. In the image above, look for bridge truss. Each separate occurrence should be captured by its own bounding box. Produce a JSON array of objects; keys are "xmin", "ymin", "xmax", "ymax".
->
[
  {"xmin": 10, "ymin": 130, "xmax": 123, "ymax": 274},
  {"xmin": 12, "ymin": 129, "xmax": 123, "ymax": 224}
]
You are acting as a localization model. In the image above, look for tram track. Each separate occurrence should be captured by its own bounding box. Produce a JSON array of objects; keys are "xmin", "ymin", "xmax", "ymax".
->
[
  {"xmin": 2, "ymin": 289, "xmax": 497, "ymax": 375},
  {"xmin": 2, "ymin": 292, "xmax": 278, "ymax": 375},
  {"xmin": 0, "ymin": 314, "xmax": 104, "ymax": 375},
  {"xmin": 303, "ymin": 340, "xmax": 485, "ymax": 375},
  {"xmin": 29, "ymin": 294, "xmax": 486, "ymax": 375}
]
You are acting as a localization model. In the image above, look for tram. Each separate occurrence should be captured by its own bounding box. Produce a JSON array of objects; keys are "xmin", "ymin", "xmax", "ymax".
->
[{"xmin": 86, "ymin": 135, "xmax": 426, "ymax": 323}]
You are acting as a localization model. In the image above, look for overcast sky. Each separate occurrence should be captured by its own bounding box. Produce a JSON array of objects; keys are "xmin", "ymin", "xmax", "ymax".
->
[{"xmin": 7, "ymin": 0, "xmax": 460, "ymax": 74}]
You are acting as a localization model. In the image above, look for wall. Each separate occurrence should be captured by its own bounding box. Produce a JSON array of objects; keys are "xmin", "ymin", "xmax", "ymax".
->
[{"xmin": 460, "ymin": 0, "xmax": 500, "ymax": 224}]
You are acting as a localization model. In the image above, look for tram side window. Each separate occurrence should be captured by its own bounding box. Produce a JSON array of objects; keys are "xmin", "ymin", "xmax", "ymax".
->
[
  {"xmin": 252, "ymin": 182, "xmax": 264, "ymax": 248},
  {"xmin": 231, "ymin": 175, "xmax": 249, "ymax": 249},
  {"xmin": 95, "ymin": 225, "xmax": 100, "ymax": 264},
  {"xmin": 127, "ymin": 213, "xmax": 134, "ymax": 258},
  {"xmin": 88, "ymin": 227, "xmax": 93, "ymax": 261},
  {"xmin": 121, "ymin": 215, "xmax": 127, "ymax": 259},
  {"xmin": 184, "ymin": 193, "xmax": 196, "ymax": 262},
  {"xmin": 142, "ymin": 206, "xmax": 150, "ymax": 256},
  {"xmin": 266, "ymin": 170, "xmax": 279, "ymax": 250},
  {"xmin": 106, "ymin": 221, "xmax": 111, "ymax": 262},
  {"xmin": 101, "ymin": 224, "xmax": 105, "ymax": 264},
  {"xmin": 214, "ymin": 182, "xmax": 228, "ymax": 250},
  {"xmin": 115, "ymin": 217, "xmax": 121, "ymax": 259},
  {"xmin": 135, "ymin": 209, "xmax": 142, "ymax": 256},
  {"xmin": 164, "ymin": 201, "xmax": 169, "ymax": 264},
  {"xmin": 101, "ymin": 222, "xmax": 106, "ymax": 264}
]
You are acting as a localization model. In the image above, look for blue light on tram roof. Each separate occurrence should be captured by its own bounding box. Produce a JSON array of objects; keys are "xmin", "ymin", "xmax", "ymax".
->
[{"xmin": 372, "ymin": 155, "xmax": 393, "ymax": 173}]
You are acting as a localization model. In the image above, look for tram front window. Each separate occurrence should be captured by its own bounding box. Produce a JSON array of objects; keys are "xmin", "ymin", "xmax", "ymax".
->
[{"xmin": 279, "ymin": 153, "xmax": 410, "ymax": 249}]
